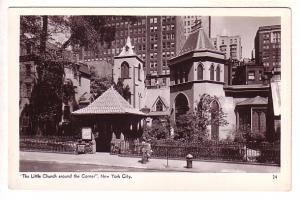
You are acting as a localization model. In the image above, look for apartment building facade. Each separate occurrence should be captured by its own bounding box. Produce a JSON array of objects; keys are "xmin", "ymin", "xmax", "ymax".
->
[
  {"xmin": 254, "ymin": 25, "xmax": 281, "ymax": 73},
  {"xmin": 211, "ymin": 35, "xmax": 242, "ymax": 60},
  {"xmin": 80, "ymin": 16, "xmax": 185, "ymax": 76}
]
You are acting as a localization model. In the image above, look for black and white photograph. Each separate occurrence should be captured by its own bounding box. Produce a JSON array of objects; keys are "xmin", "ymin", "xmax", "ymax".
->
[
  {"xmin": 6, "ymin": 6, "xmax": 292, "ymax": 191},
  {"xmin": 18, "ymin": 14, "xmax": 282, "ymax": 173}
]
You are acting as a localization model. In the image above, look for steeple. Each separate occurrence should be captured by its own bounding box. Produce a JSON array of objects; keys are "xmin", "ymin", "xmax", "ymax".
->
[
  {"xmin": 179, "ymin": 20, "xmax": 217, "ymax": 56},
  {"xmin": 117, "ymin": 36, "xmax": 135, "ymax": 57}
]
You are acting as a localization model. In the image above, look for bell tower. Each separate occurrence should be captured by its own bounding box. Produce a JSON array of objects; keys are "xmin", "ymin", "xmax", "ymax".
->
[
  {"xmin": 169, "ymin": 20, "xmax": 228, "ymax": 140},
  {"xmin": 113, "ymin": 36, "xmax": 146, "ymax": 110}
]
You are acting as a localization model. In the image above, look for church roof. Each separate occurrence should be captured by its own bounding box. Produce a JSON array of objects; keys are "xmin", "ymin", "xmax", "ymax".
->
[
  {"xmin": 72, "ymin": 87, "xmax": 145, "ymax": 116},
  {"xmin": 144, "ymin": 87, "xmax": 170, "ymax": 111},
  {"xmin": 179, "ymin": 27, "xmax": 217, "ymax": 56},
  {"xmin": 236, "ymin": 96, "xmax": 268, "ymax": 106},
  {"xmin": 116, "ymin": 36, "xmax": 136, "ymax": 57}
]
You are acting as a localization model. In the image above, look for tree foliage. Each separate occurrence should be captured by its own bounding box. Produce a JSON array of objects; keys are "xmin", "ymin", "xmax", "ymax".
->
[
  {"xmin": 20, "ymin": 15, "xmax": 137, "ymax": 135},
  {"xmin": 90, "ymin": 66, "xmax": 113, "ymax": 99},
  {"xmin": 28, "ymin": 61, "xmax": 64, "ymax": 135},
  {"xmin": 114, "ymin": 78, "xmax": 131, "ymax": 101},
  {"xmin": 90, "ymin": 67, "xmax": 131, "ymax": 101},
  {"xmin": 174, "ymin": 94, "xmax": 229, "ymax": 142},
  {"xmin": 143, "ymin": 116, "xmax": 170, "ymax": 141}
]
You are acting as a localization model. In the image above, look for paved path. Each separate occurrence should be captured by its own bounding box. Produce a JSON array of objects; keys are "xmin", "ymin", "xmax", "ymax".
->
[{"xmin": 20, "ymin": 151, "xmax": 280, "ymax": 173}]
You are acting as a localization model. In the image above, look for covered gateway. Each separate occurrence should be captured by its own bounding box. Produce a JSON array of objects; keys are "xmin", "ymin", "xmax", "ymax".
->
[{"xmin": 72, "ymin": 86, "xmax": 145, "ymax": 152}]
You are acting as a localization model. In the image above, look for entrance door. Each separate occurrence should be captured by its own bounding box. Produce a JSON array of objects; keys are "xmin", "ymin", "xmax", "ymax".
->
[{"xmin": 96, "ymin": 122, "xmax": 113, "ymax": 152}]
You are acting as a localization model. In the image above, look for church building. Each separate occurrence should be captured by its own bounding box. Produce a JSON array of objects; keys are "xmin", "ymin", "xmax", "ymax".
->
[{"xmin": 168, "ymin": 21, "xmax": 278, "ymax": 141}]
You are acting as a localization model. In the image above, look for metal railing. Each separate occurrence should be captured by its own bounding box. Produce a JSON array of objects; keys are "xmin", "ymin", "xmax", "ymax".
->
[
  {"xmin": 113, "ymin": 140, "xmax": 280, "ymax": 165},
  {"xmin": 20, "ymin": 135, "xmax": 79, "ymax": 154}
]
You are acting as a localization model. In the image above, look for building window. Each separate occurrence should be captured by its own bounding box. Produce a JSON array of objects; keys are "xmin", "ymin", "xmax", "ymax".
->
[
  {"xmin": 210, "ymin": 64, "xmax": 215, "ymax": 81},
  {"xmin": 248, "ymin": 71, "xmax": 255, "ymax": 80},
  {"xmin": 258, "ymin": 71, "xmax": 263, "ymax": 81},
  {"xmin": 156, "ymin": 100, "xmax": 163, "ymax": 112},
  {"xmin": 216, "ymin": 65, "xmax": 221, "ymax": 81},
  {"xmin": 185, "ymin": 69, "xmax": 189, "ymax": 82},
  {"xmin": 197, "ymin": 63, "xmax": 203, "ymax": 80},
  {"xmin": 162, "ymin": 77, "xmax": 166, "ymax": 85},
  {"xmin": 172, "ymin": 69, "xmax": 177, "ymax": 84},
  {"xmin": 26, "ymin": 43, "xmax": 32, "ymax": 55},
  {"xmin": 25, "ymin": 83, "xmax": 31, "ymax": 97},
  {"xmin": 138, "ymin": 64, "xmax": 141, "ymax": 81},
  {"xmin": 121, "ymin": 61, "xmax": 130, "ymax": 78},
  {"xmin": 252, "ymin": 109, "xmax": 267, "ymax": 134},
  {"xmin": 25, "ymin": 64, "xmax": 31, "ymax": 76}
]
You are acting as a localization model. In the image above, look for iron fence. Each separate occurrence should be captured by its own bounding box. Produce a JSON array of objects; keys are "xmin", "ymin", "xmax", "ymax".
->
[
  {"xmin": 114, "ymin": 140, "xmax": 280, "ymax": 165},
  {"xmin": 20, "ymin": 135, "xmax": 79, "ymax": 154}
]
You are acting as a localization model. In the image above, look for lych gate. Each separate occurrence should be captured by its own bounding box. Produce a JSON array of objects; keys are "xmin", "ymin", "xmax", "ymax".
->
[{"xmin": 72, "ymin": 87, "xmax": 145, "ymax": 152}]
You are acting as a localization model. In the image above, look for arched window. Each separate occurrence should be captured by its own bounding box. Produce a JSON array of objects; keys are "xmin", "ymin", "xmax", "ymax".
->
[
  {"xmin": 175, "ymin": 93, "xmax": 189, "ymax": 122},
  {"xmin": 174, "ymin": 69, "xmax": 178, "ymax": 84},
  {"xmin": 138, "ymin": 64, "xmax": 141, "ymax": 80},
  {"xmin": 216, "ymin": 64, "xmax": 221, "ymax": 81},
  {"xmin": 197, "ymin": 63, "xmax": 204, "ymax": 80},
  {"xmin": 210, "ymin": 63, "xmax": 215, "ymax": 81},
  {"xmin": 156, "ymin": 99, "xmax": 163, "ymax": 111},
  {"xmin": 121, "ymin": 61, "xmax": 129, "ymax": 78}
]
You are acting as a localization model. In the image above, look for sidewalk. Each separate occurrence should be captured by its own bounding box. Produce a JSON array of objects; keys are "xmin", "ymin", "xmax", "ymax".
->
[{"xmin": 20, "ymin": 151, "xmax": 280, "ymax": 173}]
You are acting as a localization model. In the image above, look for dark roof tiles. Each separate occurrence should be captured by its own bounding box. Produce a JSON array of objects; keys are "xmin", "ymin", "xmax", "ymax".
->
[
  {"xmin": 179, "ymin": 28, "xmax": 216, "ymax": 55},
  {"xmin": 73, "ymin": 87, "xmax": 145, "ymax": 115}
]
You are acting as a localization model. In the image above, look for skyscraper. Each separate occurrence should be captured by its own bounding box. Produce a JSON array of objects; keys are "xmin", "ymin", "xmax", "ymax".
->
[
  {"xmin": 80, "ymin": 16, "xmax": 185, "ymax": 76},
  {"xmin": 254, "ymin": 25, "xmax": 281, "ymax": 72},
  {"xmin": 183, "ymin": 16, "xmax": 211, "ymax": 39},
  {"xmin": 211, "ymin": 35, "xmax": 242, "ymax": 60}
]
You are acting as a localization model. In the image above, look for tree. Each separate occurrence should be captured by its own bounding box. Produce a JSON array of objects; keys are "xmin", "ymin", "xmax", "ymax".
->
[
  {"xmin": 28, "ymin": 61, "xmax": 64, "ymax": 136},
  {"xmin": 20, "ymin": 15, "xmax": 137, "ymax": 135},
  {"xmin": 90, "ymin": 66, "xmax": 113, "ymax": 99},
  {"xmin": 114, "ymin": 78, "xmax": 131, "ymax": 101},
  {"xmin": 174, "ymin": 94, "xmax": 229, "ymax": 142},
  {"xmin": 143, "ymin": 116, "xmax": 170, "ymax": 141}
]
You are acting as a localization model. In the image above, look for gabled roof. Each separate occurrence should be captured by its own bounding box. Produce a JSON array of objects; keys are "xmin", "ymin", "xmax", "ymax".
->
[
  {"xmin": 73, "ymin": 87, "xmax": 145, "ymax": 116},
  {"xmin": 236, "ymin": 96, "xmax": 268, "ymax": 106},
  {"xmin": 179, "ymin": 28, "xmax": 217, "ymax": 56},
  {"xmin": 144, "ymin": 87, "xmax": 170, "ymax": 111}
]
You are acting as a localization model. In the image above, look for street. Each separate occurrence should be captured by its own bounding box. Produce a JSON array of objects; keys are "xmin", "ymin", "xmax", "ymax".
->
[
  {"xmin": 20, "ymin": 160, "xmax": 161, "ymax": 172},
  {"xmin": 19, "ymin": 151, "xmax": 280, "ymax": 173}
]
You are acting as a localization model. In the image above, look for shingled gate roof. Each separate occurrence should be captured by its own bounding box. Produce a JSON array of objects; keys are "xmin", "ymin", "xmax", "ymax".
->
[
  {"xmin": 179, "ymin": 27, "xmax": 217, "ymax": 55},
  {"xmin": 72, "ymin": 87, "xmax": 145, "ymax": 116}
]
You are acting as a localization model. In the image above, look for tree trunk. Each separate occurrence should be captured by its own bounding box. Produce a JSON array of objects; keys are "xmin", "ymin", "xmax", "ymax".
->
[{"xmin": 40, "ymin": 16, "xmax": 48, "ymax": 57}]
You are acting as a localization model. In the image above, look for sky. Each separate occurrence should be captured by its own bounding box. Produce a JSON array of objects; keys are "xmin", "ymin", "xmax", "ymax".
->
[{"xmin": 211, "ymin": 16, "xmax": 280, "ymax": 59}]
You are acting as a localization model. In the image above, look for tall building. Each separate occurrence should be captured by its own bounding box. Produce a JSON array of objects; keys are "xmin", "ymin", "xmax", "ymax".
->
[
  {"xmin": 183, "ymin": 16, "xmax": 211, "ymax": 39},
  {"xmin": 254, "ymin": 25, "xmax": 281, "ymax": 72},
  {"xmin": 80, "ymin": 16, "xmax": 185, "ymax": 76},
  {"xmin": 211, "ymin": 35, "xmax": 242, "ymax": 60}
]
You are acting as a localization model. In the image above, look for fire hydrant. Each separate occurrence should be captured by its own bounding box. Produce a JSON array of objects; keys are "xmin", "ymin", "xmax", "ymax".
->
[{"xmin": 186, "ymin": 154, "xmax": 193, "ymax": 168}]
